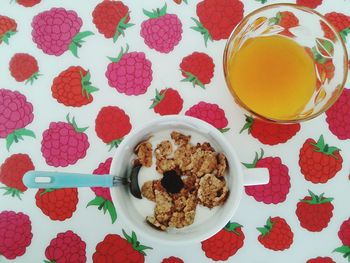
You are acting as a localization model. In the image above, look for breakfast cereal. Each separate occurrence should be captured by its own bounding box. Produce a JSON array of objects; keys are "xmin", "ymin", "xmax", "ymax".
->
[{"xmin": 134, "ymin": 131, "xmax": 229, "ymax": 230}]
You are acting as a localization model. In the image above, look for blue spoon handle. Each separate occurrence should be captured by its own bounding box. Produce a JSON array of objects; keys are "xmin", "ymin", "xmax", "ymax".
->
[{"xmin": 23, "ymin": 171, "xmax": 116, "ymax": 189}]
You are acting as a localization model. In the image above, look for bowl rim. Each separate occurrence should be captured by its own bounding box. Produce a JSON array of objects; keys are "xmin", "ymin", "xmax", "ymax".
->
[
  {"xmin": 109, "ymin": 115, "xmax": 244, "ymax": 245},
  {"xmin": 223, "ymin": 3, "xmax": 349, "ymax": 124}
]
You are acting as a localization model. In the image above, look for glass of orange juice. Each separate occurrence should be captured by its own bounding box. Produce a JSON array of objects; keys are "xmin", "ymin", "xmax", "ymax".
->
[{"xmin": 223, "ymin": 4, "xmax": 348, "ymax": 123}]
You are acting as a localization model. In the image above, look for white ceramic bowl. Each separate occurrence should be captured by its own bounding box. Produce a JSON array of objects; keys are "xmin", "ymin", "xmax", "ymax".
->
[{"xmin": 110, "ymin": 115, "xmax": 268, "ymax": 245}]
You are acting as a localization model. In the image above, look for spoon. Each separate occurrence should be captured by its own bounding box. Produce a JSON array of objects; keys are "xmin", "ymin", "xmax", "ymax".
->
[{"xmin": 23, "ymin": 163, "xmax": 142, "ymax": 199}]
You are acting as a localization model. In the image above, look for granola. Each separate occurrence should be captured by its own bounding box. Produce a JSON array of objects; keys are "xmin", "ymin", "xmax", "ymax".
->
[
  {"xmin": 155, "ymin": 140, "xmax": 173, "ymax": 158},
  {"xmin": 171, "ymin": 131, "xmax": 191, "ymax": 145},
  {"xmin": 197, "ymin": 174, "xmax": 229, "ymax": 208},
  {"xmin": 137, "ymin": 131, "xmax": 229, "ymax": 231},
  {"xmin": 140, "ymin": 181, "xmax": 155, "ymax": 201},
  {"xmin": 134, "ymin": 141, "xmax": 153, "ymax": 167}
]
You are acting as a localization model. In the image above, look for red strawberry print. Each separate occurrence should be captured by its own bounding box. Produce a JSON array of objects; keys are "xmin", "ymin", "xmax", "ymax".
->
[
  {"xmin": 306, "ymin": 39, "xmax": 334, "ymax": 58},
  {"xmin": 278, "ymin": 11, "xmax": 299, "ymax": 30},
  {"xmin": 316, "ymin": 58, "xmax": 335, "ymax": 82},
  {"xmin": 35, "ymin": 188, "xmax": 78, "ymax": 221},
  {"xmin": 162, "ymin": 256, "xmax": 184, "ymax": 263},
  {"xmin": 0, "ymin": 89, "xmax": 35, "ymax": 150},
  {"xmin": 92, "ymin": 230, "xmax": 152, "ymax": 263},
  {"xmin": 185, "ymin": 101, "xmax": 229, "ymax": 131},
  {"xmin": 240, "ymin": 115, "xmax": 300, "ymax": 145},
  {"xmin": 9, "ymin": 53, "xmax": 41, "ymax": 84},
  {"xmin": 0, "ymin": 153, "xmax": 34, "ymax": 199},
  {"xmin": 326, "ymin": 88, "xmax": 350, "ymax": 140},
  {"xmin": 296, "ymin": 0, "xmax": 322, "ymax": 9},
  {"xmin": 320, "ymin": 22, "xmax": 336, "ymax": 43},
  {"xmin": 44, "ymin": 230, "xmax": 86, "ymax": 263},
  {"xmin": 32, "ymin": 8, "xmax": 94, "ymax": 57},
  {"xmin": 295, "ymin": 190, "xmax": 334, "ymax": 232},
  {"xmin": 244, "ymin": 150, "xmax": 291, "ymax": 204},
  {"xmin": 41, "ymin": 115, "xmax": 89, "ymax": 167},
  {"xmin": 0, "ymin": 211, "xmax": 32, "ymax": 259},
  {"xmin": 88, "ymin": 157, "xmax": 117, "ymax": 224},
  {"xmin": 179, "ymin": 52, "xmax": 214, "ymax": 89},
  {"xmin": 92, "ymin": 1, "xmax": 133, "ymax": 42},
  {"xmin": 307, "ymin": 257, "xmax": 335, "ymax": 263},
  {"xmin": 257, "ymin": 216, "xmax": 293, "ymax": 251},
  {"xmin": 51, "ymin": 66, "xmax": 98, "ymax": 107},
  {"xmin": 269, "ymin": 11, "xmax": 299, "ymax": 37},
  {"xmin": 95, "ymin": 106, "xmax": 132, "ymax": 149},
  {"xmin": 201, "ymin": 222, "xmax": 244, "ymax": 261},
  {"xmin": 141, "ymin": 4, "xmax": 182, "ymax": 53},
  {"xmin": 339, "ymin": 218, "xmax": 350, "ymax": 247},
  {"xmin": 15, "ymin": 0, "xmax": 41, "ymax": 7},
  {"xmin": 0, "ymin": 15, "xmax": 17, "ymax": 45},
  {"xmin": 173, "ymin": 0, "xmax": 188, "ymax": 4},
  {"xmin": 305, "ymin": 42, "xmax": 335, "ymax": 83},
  {"xmin": 106, "ymin": 45, "xmax": 153, "ymax": 95},
  {"xmin": 150, "ymin": 88, "xmax": 183, "ymax": 116},
  {"xmin": 299, "ymin": 135, "xmax": 342, "ymax": 183},
  {"xmin": 334, "ymin": 217, "xmax": 350, "ymax": 261},
  {"xmin": 192, "ymin": 0, "xmax": 244, "ymax": 45},
  {"xmin": 321, "ymin": 12, "xmax": 350, "ymax": 42}
]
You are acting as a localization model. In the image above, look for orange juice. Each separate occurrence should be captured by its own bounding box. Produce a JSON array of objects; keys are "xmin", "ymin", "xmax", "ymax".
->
[{"xmin": 227, "ymin": 35, "xmax": 316, "ymax": 120}]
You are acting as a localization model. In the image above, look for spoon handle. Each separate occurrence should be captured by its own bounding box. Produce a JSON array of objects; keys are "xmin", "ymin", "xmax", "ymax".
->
[{"xmin": 23, "ymin": 171, "xmax": 118, "ymax": 189}]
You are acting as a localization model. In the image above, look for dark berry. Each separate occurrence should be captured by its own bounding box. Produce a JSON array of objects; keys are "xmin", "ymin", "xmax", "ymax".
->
[{"xmin": 161, "ymin": 170, "xmax": 184, "ymax": 194}]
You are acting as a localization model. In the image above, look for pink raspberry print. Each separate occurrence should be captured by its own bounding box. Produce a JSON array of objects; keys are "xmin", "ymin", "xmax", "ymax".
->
[
  {"xmin": 0, "ymin": 89, "xmax": 35, "ymax": 150},
  {"xmin": 244, "ymin": 150, "xmax": 291, "ymax": 204},
  {"xmin": 31, "ymin": 8, "xmax": 93, "ymax": 57},
  {"xmin": 41, "ymin": 115, "xmax": 89, "ymax": 167},
  {"xmin": 105, "ymin": 45, "xmax": 153, "ymax": 95},
  {"xmin": 0, "ymin": 211, "xmax": 33, "ymax": 259},
  {"xmin": 88, "ymin": 157, "xmax": 117, "ymax": 223},
  {"xmin": 91, "ymin": 158, "xmax": 113, "ymax": 201},
  {"xmin": 45, "ymin": 230, "xmax": 86, "ymax": 263},
  {"xmin": 185, "ymin": 101, "xmax": 229, "ymax": 131},
  {"xmin": 140, "ymin": 4, "xmax": 182, "ymax": 53}
]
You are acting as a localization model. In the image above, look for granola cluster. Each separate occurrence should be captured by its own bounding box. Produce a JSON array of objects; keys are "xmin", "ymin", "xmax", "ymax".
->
[{"xmin": 134, "ymin": 131, "xmax": 229, "ymax": 231}]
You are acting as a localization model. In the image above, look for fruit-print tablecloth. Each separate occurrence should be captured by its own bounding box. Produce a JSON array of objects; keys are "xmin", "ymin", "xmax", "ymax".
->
[{"xmin": 1, "ymin": 0, "xmax": 350, "ymax": 262}]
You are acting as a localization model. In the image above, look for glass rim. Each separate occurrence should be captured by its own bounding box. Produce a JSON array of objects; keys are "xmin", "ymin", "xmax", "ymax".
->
[{"xmin": 223, "ymin": 3, "xmax": 349, "ymax": 124}]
